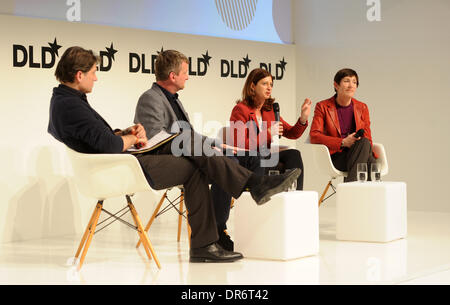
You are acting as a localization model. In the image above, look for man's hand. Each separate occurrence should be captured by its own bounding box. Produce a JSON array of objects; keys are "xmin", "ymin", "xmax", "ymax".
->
[
  {"xmin": 300, "ymin": 98, "xmax": 312, "ymax": 124},
  {"xmin": 131, "ymin": 124, "xmax": 147, "ymax": 140},
  {"xmin": 123, "ymin": 124, "xmax": 146, "ymax": 139},
  {"xmin": 121, "ymin": 124, "xmax": 148, "ymax": 151}
]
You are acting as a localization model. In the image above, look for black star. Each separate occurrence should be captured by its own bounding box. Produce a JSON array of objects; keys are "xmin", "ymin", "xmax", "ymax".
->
[
  {"xmin": 202, "ymin": 50, "xmax": 212, "ymax": 66},
  {"xmin": 279, "ymin": 57, "xmax": 287, "ymax": 72},
  {"xmin": 157, "ymin": 47, "xmax": 164, "ymax": 54},
  {"xmin": 48, "ymin": 38, "xmax": 62, "ymax": 57},
  {"xmin": 242, "ymin": 54, "xmax": 251, "ymax": 69},
  {"xmin": 105, "ymin": 43, "xmax": 118, "ymax": 61}
]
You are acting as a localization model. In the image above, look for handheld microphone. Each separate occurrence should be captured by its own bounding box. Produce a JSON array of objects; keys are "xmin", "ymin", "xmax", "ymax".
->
[
  {"xmin": 354, "ymin": 128, "xmax": 365, "ymax": 138},
  {"xmin": 273, "ymin": 103, "xmax": 281, "ymax": 138}
]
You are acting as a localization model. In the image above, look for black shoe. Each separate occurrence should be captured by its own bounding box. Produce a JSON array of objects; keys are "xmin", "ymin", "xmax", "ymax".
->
[
  {"xmin": 190, "ymin": 242, "xmax": 243, "ymax": 263},
  {"xmin": 250, "ymin": 168, "xmax": 301, "ymax": 205},
  {"xmin": 217, "ymin": 230, "xmax": 234, "ymax": 251}
]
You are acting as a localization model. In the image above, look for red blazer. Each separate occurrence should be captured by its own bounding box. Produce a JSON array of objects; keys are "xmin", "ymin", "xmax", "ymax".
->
[
  {"xmin": 229, "ymin": 101, "xmax": 308, "ymax": 150},
  {"xmin": 310, "ymin": 96, "xmax": 378, "ymax": 158}
]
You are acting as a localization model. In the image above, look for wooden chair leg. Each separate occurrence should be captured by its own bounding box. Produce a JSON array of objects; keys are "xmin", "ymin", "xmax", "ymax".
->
[
  {"xmin": 177, "ymin": 191, "xmax": 184, "ymax": 242},
  {"xmin": 319, "ymin": 180, "xmax": 332, "ymax": 207},
  {"xmin": 186, "ymin": 209, "xmax": 191, "ymax": 247},
  {"xmin": 126, "ymin": 195, "xmax": 161, "ymax": 269},
  {"xmin": 76, "ymin": 201, "xmax": 103, "ymax": 270},
  {"xmin": 74, "ymin": 201, "xmax": 100, "ymax": 259},
  {"xmin": 178, "ymin": 189, "xmax": 191, "ymax": 245},
  {"xmin": 136, "ymin": 191, "xmax": 166, "ymax": 248}
]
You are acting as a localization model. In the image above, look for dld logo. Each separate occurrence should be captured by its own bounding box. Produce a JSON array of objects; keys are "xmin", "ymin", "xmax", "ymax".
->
[
  {"xmin": 13, "ymin": 39, "xmax": 117, "ymax": 72},
  {"xmin": 98, "ymin": 43, "xmax": 118, "ymax": 72},
  {"xmin": 13, "ymin": 38, "xmax": 62, "ymax": 69},
  {"xmin": 221, "ymin": 55, "xmax": 251, "ymax": 78},
  {"xmin": 221, "ymin": 55, "xmax": 288, "ymax": 80},
  {"xmin": 260, "ymin": 57, "xmax": 287, "ymax": 80},
  {"xmin": 129, "ymin": 48, "xmax": 212, "ymax": 77}
]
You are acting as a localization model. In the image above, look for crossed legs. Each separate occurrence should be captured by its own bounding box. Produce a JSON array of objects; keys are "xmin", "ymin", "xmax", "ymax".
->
[
  {"xmin": 136, "ymin": 154, "xmax": 252, "ymax": 248},
  {"xmin": 331, "ymin": 138, "xmax": 376, "ymax": 182}
]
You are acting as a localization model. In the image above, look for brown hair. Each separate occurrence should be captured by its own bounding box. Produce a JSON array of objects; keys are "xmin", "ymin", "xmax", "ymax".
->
[
  {"xmin": 334, "ymin": 68, "xmax": 359, "ymax": 92},
  {"xmin": 154, "ymin": 50, "xmax": 189, "ymax": 81},
  {"xmin": 55, "ymin": 46, "xmax": 100, "ymax": 83},
  {"xmin": 240, "ymin": 68, "xmax": 275, "ymax": 111}
]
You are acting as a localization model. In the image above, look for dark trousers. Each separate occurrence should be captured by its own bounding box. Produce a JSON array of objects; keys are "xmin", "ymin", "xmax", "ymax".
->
[
  {"xmin": 331, "ymin": 138, "xmax": 376, "ymax": 182},
  {"xmin": 211, "ymin": 155, "xmax": 264, "ymax": 232},
  {"xmin": 136, "ymin": 141, "xmax": 253, "ymax": 249},
  {"xmin": 267, "ymin": 149, "xmax": 304, "ymax": 190}
]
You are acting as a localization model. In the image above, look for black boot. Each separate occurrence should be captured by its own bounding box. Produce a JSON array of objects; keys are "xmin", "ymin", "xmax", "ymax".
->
[{"xmin": 249, "ymin": 168, "xmax": 301, "ymax": 205}]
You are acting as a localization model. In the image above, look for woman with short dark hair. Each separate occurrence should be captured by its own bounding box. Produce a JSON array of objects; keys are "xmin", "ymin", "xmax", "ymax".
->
[{"xmin": 310, "ymin": 68, "xmax": 378, "ymax": 182}]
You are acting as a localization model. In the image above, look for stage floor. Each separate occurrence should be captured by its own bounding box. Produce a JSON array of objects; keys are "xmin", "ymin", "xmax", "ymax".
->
[{"xmin": 1, "ymin": 207, "xmax": 449, "ymax": 285}]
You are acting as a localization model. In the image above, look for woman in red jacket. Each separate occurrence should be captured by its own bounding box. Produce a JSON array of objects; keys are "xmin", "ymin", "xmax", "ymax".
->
[
  {"xmin": 229, "ymin": 68, "xmax": 311, "ymax": 190},
  {"xmin": 309, "ymin": 68, "xmax": 377, "ymax": 182}
]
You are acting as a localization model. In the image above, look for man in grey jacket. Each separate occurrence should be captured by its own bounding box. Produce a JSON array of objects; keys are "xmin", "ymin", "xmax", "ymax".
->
[{"xmin": 134, "ymin": 50, "xmax": 300, "ymax": 263}]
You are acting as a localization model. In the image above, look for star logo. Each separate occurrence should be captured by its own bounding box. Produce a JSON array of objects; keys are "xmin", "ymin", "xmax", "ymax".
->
[
  {"xmin": 48, "ymin": 38, "xmax": 62, "ymax": 57},
  {"xmin": 279, "ymin": 57, "xmax": 287, "ymax": 72},
  {"xmin": 202, "ymin": 50, "xmax": 212, "ymax": 66},
  {"xmin": 242, "ymin": 54, "xmax": 251, "ymax": 69},
  {"xmin": 105, "ymin": 43, "xmax": 118, "ymax": 61}
]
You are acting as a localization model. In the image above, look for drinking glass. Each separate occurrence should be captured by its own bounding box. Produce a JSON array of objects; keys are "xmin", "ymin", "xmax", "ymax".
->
[
  {"xmin": 288, "ymin": 179, "xmax": 297, "ymax": 192},
  {"xmin": 371, "ymin": 163, "xmax": 381, "ymax": 182},
  {"xmin": 357, "ymin": 163, "xmax": 368, "ymax": 182}
]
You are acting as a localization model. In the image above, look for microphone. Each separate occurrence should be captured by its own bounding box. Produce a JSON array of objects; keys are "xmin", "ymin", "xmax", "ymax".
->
[
  {"xmin": 273, "ymin": 103, "xmax": 281, "ymax": 138},
  {"xmin": 354, "ymin": 128, "xmax": 365, "ymax": 138}
]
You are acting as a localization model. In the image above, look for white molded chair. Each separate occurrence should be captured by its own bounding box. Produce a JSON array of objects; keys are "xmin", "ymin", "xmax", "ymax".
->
[
  {"xmin": 308, "ymin": 141, "xmax": 389, "ymax": 206},
  {"xmin": 66, "ymin": 146, "xmax": 161, "ymax": 270}
]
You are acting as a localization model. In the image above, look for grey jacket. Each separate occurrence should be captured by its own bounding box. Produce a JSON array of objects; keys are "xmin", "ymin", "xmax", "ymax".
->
[
  {"xmin": 134, "ymin": 83, "xmax": 217, "ymax": 148},
  {"xmin": 134, "ymin": 83, "xmax": 191, "ymax": 140}
]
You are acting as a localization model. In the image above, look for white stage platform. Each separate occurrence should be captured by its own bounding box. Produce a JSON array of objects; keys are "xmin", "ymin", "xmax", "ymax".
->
[{"xmin": 0, "ymin": 207, "xmax": 449, "ymax": 285}]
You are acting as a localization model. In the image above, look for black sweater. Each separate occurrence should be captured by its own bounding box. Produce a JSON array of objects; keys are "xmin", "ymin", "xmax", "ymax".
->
[{"xmin": 48, "ymin": 84, "xmax": 123, "ymax": 153}]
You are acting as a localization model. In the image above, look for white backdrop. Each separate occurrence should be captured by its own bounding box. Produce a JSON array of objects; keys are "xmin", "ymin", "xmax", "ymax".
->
[{"xmin": 0, "ymin": 15, "xmax": 297, "ymax": 243}]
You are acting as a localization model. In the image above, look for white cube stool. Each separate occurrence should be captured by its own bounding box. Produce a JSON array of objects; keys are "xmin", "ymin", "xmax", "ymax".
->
[
  {"xmin": 336, "ymin": 182, "xmax": 407, "ymax": 242},
  {"xmin": 234, "ymin": 191, "xmax": 319, "ymax": 260}
]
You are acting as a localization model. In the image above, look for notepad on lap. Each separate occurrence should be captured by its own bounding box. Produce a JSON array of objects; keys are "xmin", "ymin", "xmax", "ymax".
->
[{"xmin": 127, "ymin": 130, "xmax": 179, "ymax": 154}]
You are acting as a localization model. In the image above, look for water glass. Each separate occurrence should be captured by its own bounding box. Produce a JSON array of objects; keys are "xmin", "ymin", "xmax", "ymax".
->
[
  {"xmin": 357, "ymin": 163, "xmax": 368, "ymax": 182},
  {"xmin": 371, "ymin": 163, "xmax": 381, "ymax": 182},
  {"xmin": 288, "ymin": 179, "xmax": 297, "ymax": 192}
]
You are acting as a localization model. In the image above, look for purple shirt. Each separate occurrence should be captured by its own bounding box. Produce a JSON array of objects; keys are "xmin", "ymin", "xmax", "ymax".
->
[{"xmin": 336, "ymin": 101, "xmax": 356, "ymax": 139}]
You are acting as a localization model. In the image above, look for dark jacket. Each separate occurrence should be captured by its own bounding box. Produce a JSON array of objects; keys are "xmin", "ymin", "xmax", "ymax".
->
[{"xmin": 48, "ymin": 84, "xmax": 123, "ymax": 153}]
